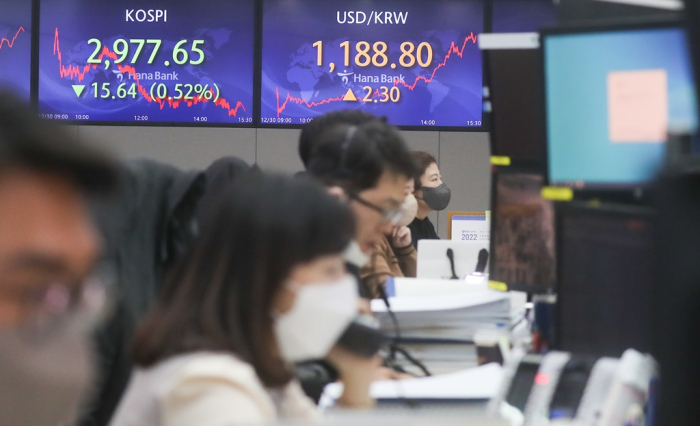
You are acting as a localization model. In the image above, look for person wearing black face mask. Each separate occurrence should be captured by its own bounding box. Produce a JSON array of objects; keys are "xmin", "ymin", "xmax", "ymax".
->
[{"xmin": 408, "ymin": 151, "xmax": 451, "ymax": 249}]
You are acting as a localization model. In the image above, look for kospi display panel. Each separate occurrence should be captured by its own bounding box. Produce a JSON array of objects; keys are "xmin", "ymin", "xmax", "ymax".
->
[
  {"xmin": 0, "ymin": 0, "xmax": 31, "ymax": 100},
  {"xmin": 260, "ymin": 0, "xmax": 485, "ymax": 128},
  {"xmin": 38, "ymin": 0, "xmax": 255, "ymax": 125}
]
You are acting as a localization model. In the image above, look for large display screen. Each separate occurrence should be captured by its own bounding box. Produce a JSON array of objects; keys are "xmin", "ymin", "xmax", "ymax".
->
[
  {"xmin": 0, "ymin": 0, "xmax": 31, "ymax": 100},
  {"xmin": 544, "ymin": 26, "xmax": 698, "ymax": 187},
  {"xmin": 260, "ymin": 0, "xmax": 484, "ymax": 128},
  {"xmin": 38, "ymin": 0, "xmax": 255, "ymax": 125}
]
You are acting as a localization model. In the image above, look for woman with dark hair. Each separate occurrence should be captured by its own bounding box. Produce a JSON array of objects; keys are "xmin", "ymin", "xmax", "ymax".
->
[
  {"xmin": 408, "ymin": 151, "xmax": 451, "ymax": 249},
  {"xmin": 109, "ymin": 174, "xmax": 377, "ymax": 426}
]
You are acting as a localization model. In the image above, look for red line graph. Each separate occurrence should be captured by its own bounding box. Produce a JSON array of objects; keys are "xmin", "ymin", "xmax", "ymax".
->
[
  {"xmin": 52, "ymin": 28, "xmax": 246, "ymax": 116},
  {"xmin": 275, "ymin": 32, "xmax": 477, "ymax": 117},
  {"xmin": 0, "ymin": 27, "xmax": 25, "ymax": 51},
  {"xmin": 393, "ymin": 32, "xmax": 477, "ymax": 91},
  {"xmin": 276, "ymin": 87, "xmax": 348, "ymax": 115}
]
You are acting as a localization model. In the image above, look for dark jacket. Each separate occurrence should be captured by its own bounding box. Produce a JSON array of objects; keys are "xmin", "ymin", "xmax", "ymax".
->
[
  {"xmin": 408, "ymin": 216, "xmax": 440, "ymax": 249},
  {"xmin": 81, "ymin": 157, "xmax": 253, "ymax": 426},
  {"xmin": 79, "ymin": 160, "xmax": 205, "ymax": 426}
]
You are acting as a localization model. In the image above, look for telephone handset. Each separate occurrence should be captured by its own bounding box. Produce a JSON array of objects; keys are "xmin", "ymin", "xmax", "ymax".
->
[{"xmin": 490, "ymin": 349, "xmax": 657, "ymax": 426}]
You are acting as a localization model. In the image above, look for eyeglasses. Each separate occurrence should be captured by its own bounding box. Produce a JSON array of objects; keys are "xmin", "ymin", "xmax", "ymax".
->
[
  {"xmin": 3, "ymin": 277, "xmax": 108, "ymax": 337},
  {"xmin": 348, "ymin": 192, "xmax": 403, "ymax": 226}
]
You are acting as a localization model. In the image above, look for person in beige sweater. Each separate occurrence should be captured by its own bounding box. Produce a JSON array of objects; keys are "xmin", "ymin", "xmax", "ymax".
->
[
  {"xmin": 110, "ymin": 174, "xmax": 379, "ymax": 426},
  {"xmin": 361, "ymin": 178, "xmax": 419, "ymax": 298}
]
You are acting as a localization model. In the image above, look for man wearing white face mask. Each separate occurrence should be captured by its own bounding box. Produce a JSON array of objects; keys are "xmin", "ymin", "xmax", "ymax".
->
[
  {"xmin": 360, "ymin": 178, "xmax": 418, "ymax": 298},
  {"xmin": 0, "ymin": 91, "xmax": 117, "ymax": 425}
]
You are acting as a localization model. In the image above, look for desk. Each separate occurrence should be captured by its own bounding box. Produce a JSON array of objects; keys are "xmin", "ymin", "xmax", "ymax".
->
[{"xmin": 319, "ymin": 406, "xmax": 507, "ymax": 425}]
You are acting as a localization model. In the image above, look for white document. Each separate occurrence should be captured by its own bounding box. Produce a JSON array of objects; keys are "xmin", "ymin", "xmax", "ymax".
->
[
  {"xmin": 392, "ymin": 277, "xmax": 490, "ymax": 298},
  {"xmin": 607, "ymin": 69, "xmax": 668, "ymax": 143},
  {"xmin": 371, "ymin": 290, "xmax": 509, "ymax": 313}
]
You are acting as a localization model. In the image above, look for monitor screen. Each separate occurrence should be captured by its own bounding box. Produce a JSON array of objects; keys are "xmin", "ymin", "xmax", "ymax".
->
[
  {"xmin": 556, "ymin": 204, "xmax": 655, "ymax": 357},
  {"xmin": 260, "ymin": 0, "xmax": 485, "ymax": 128},
  {"xmin": 490, "ymin": 171, "xmax": 556, "ymax": 292},
  {"xmin": 38, "ymin": 0, "xmax": 255, "ymax": 125},
  {"xmin": 544, "ymin": 25, "xmax": 698, "ymax": 188},
  {"xmin": 492, "ymin": 0, "xmax": 558, "ymax": 33},
  {"xmin": 487, "ymin": 47, "xmax": 545, "ymax": 162},
  {"xmin": 0, "ymin": 0, "xmax": 31, "ymax": 100}
]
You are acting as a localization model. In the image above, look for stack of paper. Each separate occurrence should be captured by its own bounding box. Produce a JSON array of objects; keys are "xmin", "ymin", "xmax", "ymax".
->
[
  {"xmin": 371, "ymin": 290, "xmax": 511, "ymax": 342},
  {"xmin": 388, "ymin": 278, "xmax": 486, "ymax": 298},
  {"xmin": 388, "ymin": 340, "xmax": 479, "ymax": 376}
]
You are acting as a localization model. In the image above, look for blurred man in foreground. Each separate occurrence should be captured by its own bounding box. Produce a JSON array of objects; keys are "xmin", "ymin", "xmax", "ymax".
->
[{"xmin": 0, "ymin": 91, "xmax": 117, "ymax": 425}]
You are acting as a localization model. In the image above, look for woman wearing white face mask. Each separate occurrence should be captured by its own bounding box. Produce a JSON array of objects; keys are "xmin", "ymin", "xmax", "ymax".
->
[
  {"xmin": 360, "ymin": 179, "xmax": 418, "ymax": 299},
  {"xmin": 109, "ymin": 174, "xmax": 378, "ymax": 426}
]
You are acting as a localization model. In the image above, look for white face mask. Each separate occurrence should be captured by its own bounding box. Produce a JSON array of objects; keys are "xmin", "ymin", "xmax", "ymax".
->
[
  {"xmin": 0, "ymin": 315, "xmax": 94, "ymax": 425},
  {"xmin": 274, "ymin": 275, "xmax": 358, "ymax": 362},
  {"xmin": 397, "ymin": 193, "xmax": 418, "ymax": 227},
  {"xmin": 344, "ymin": 240, "xmax": 370, "ymax": 268}
]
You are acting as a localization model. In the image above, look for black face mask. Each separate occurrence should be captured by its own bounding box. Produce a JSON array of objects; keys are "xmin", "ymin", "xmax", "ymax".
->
[{"xmin": 420, "ymin": 183, "xmax": 451, "ymax": 211}]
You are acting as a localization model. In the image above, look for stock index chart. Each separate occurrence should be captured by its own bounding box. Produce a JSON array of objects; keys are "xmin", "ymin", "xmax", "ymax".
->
[
  {"xmin": 260, "ymin": 0, "xmax": 484, "ymax": 128},
  {"xmin": 38, "ymin": 0, "xmax": 255, "ymax": 125},
  {"xmin": 0, "ymin": 0, "xmax": 31, "ymax": 100}
]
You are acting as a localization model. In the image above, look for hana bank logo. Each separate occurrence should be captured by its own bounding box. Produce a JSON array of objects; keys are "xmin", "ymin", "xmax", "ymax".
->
[{"xmin": 337, "ymin": 69, "xmax": 354, "ymax": 86}]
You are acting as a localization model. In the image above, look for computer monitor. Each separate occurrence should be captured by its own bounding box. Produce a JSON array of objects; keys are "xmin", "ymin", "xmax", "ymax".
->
[
  {"xmin": 543, "ymin": 21, "xmax": 698, "ymax": 189},
  {"xmin": 489, "ymin": 169, "xmax": 556, "ymax": 293},
  {"xmin": 555, "ymin": 202, "xmax": 655, "ymax": 357},
  {"xmin": 417, "ymin": 240, "xmax": 489, "ymax": 280},
  {"xmin": 485, "ymin": 36, "xmax": 546, "ymax": 164}
]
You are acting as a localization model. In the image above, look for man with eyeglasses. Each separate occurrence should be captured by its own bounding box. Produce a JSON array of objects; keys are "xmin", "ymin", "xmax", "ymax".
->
[
  {"xmin": 0, "ymin": 91, "xmax": 117, "ymax": 425},
  {"xmin": 294, "ymin": 118, "xmax": 416, "ymax": 402},
  {"xmin": 306, "ymin": 120, "xmax": 417, "ymax": 294}
]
